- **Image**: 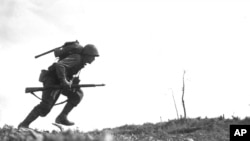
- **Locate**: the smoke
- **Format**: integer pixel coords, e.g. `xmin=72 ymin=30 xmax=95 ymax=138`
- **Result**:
xmin=28 ymin=0 xmax=85 ymax=28
xmin=0 ymin=0 xmax=22 ymax=47
xmin=0 ymin=0 xmax=46 ymax=48
xmin=103 ymin=132 xmax=114 ymax=141
xmin=0 ymin=94 xmax=7 ymax=122
xmin=0 ymin=0 xmax=85 ymax=48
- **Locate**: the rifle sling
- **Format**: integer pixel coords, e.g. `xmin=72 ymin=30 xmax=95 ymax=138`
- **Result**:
xmin=30 ymin=92 xmax=67 ymax=106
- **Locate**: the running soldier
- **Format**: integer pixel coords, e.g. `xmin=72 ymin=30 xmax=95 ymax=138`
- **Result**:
xmin=18 ymin=41 xmax=99 ymax=128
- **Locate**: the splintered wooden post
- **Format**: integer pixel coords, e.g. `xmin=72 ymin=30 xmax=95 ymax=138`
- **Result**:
xmin=171 ymin=89 xmax=179 ymax=119
xmin=52 ymin=123 xmax=64 ymax=132
xmin=182 ymin=70 xmax=187 ymax=119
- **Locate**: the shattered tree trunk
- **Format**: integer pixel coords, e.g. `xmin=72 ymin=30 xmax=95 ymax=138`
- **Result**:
xmin=182 ymin=70 xmax=187 ymax=119
xmin=171 ymin=89 xmax=179 ymax=119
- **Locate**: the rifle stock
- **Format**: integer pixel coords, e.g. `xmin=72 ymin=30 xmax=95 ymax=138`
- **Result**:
xmin=25 ymin=84 xmax=105 ymax=93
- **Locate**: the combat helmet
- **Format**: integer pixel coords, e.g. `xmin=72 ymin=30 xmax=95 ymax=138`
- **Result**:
xmin=82 ymin=44 xmax=99 ymax=57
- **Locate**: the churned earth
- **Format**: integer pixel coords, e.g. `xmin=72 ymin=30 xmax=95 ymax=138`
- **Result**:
xmin=0 ymin=116 xmax=249 ymax=141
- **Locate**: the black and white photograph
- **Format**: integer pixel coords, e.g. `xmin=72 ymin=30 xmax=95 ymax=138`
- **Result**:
xmin=0 ymin=0 xmax=250 ymax=140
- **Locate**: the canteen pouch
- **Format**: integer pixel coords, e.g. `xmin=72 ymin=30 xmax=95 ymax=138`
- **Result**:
xmin=39 ymin=69 xmax=49 ymax=82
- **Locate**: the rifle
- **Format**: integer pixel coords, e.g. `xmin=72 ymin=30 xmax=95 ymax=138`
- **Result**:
xmin=34 ymin=40 xmax=79 ymax=59
xmin=35 ymin=46 xmax=62 ymax=59
xmin=25 ymin=84 xmax=105 ymax=93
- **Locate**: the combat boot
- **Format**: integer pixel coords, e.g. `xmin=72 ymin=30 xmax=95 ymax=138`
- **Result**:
xmin=55 ymin=103 xmax=75 ymax=126
xmin=18 ymin=107 xmax=40 ymax=129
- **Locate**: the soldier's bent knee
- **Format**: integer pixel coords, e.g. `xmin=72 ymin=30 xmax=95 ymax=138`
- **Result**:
xmin=35 ymin=103 xmax=53 ymax=117
xmin=68 ymin=90 xmax=83 ymax=106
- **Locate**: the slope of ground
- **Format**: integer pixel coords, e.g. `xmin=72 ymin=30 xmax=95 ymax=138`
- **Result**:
xmin=1 ymin=116 xmax=250 ymax=141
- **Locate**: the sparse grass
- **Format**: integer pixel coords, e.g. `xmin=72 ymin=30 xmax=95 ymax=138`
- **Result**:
xmin=1 ymin=116 xmax=250 ymax=141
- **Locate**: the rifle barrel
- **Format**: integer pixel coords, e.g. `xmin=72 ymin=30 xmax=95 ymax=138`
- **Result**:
xmin=35 ymin=46 xmax=62 ymax=59
xmin=25 ymin=84 xmax=105 ymax=93
xmin=76 ymin=84 xmax=105 ymax=87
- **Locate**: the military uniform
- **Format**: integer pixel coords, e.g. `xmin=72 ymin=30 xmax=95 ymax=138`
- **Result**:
xmin=18 ymin=44 xmax=99 ymax=128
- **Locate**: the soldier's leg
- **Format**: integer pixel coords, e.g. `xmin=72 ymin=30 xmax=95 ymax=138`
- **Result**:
xmin=18 ymin=105 xmax=40 ymax=129
xmin=38 ymin=89 xmax=61 ymax=117
xmin=55 ymin=89 xmax=83 ymax=126
xmin=38 ymin=75 xmax=61 ymax=117
xmin=18 ymin=89 xmax=60 ymax=129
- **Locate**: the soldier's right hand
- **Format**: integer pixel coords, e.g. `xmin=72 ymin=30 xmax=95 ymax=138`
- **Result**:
xmin=61 ymin=78 xmax=72 ymax=89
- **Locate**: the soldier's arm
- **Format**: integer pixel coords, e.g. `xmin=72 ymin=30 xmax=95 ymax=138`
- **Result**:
xmin=55 ymin=54 xmax=81 ymax=86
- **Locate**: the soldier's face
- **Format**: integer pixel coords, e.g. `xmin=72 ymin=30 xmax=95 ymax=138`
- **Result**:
xmin=84 ymin=56 xmax=95 ymax=64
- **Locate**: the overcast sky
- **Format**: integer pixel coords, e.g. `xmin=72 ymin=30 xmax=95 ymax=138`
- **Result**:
xmin=1 ymin=0 xmax=250 ymax=132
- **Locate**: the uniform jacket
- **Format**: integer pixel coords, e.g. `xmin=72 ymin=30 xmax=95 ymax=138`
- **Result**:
xmin=46 ymin=54 xmax=85 ymax=82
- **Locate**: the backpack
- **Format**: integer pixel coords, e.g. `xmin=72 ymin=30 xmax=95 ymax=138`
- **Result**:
xmin=54 ymin=40 xmax=84 ymax=60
